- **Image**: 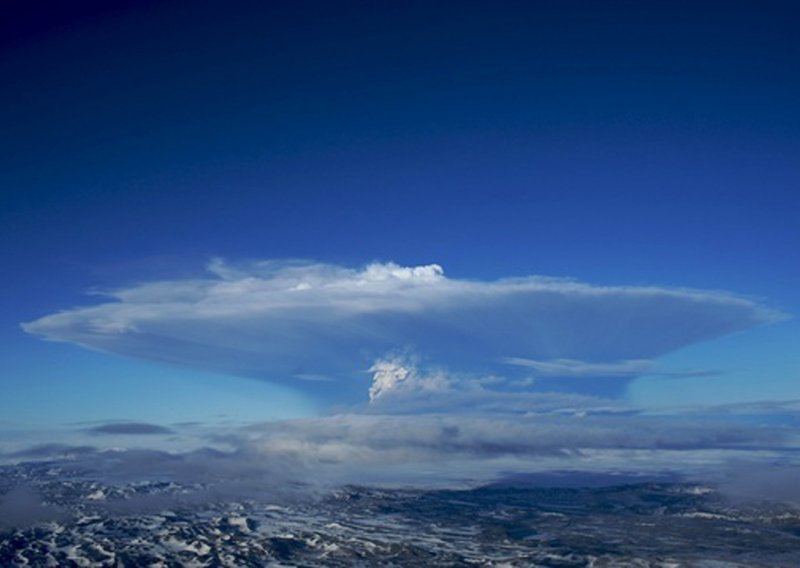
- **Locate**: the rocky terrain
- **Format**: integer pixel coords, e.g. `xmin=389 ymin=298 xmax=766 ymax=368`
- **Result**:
xmin=1 ymin=461 xmax=799 ymax=567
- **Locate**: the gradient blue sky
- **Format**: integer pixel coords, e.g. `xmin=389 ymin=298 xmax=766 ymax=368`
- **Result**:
xmin=2 ymin=0 xmax=798 ymax=434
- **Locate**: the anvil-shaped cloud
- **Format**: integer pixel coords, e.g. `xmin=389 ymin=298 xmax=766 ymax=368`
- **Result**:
xmin=22 ymin=260 xmax=781 ymax=400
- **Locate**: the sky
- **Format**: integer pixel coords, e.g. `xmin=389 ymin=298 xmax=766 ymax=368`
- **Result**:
xmin=1 ymin=0 xmax=799 ymax=490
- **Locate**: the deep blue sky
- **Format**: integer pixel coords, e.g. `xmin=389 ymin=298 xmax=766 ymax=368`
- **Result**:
xmin=2 ymin=1 xmax=798 ymax=427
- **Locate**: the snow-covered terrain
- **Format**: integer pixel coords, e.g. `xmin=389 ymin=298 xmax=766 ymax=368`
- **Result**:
xmin=1 ymin=461 xmax=799 ymax=567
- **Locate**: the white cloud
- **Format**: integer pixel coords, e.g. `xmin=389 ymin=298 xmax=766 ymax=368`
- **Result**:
xmin=368 ymin=357 xmax=452 ymax=402
xmin=362 ymin=356 xmax=634 ymax=417
xmin=22 ymin=259 xmax=782 ymax=401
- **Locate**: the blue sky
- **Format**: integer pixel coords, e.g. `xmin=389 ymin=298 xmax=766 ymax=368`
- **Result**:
xmin=1 ymin=1 xmax=799 ymax=486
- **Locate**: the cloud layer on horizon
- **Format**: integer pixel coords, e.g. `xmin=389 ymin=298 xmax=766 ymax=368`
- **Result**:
xmin=3 ymin=391 xmax=800 ymax=515
xmin=22 ymin=259 xmax=782 ymax=401
xmin=4 ymin=403 xmax=799 ymax=498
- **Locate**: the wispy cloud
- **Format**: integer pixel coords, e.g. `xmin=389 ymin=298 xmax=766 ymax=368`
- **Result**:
xmin=504 ymin=357 xmax=655 ymax=377
xmin=21 ymin=259 xmax=783 ymax=401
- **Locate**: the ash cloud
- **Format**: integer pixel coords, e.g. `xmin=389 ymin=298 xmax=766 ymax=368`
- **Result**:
xmin=21 ymin=259 xmax=783 ymax=401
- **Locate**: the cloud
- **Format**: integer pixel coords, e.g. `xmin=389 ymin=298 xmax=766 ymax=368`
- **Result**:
xmin=248 ymin=413 xmax=787 ymax=463
xmin=362 ymin=356 xmax=636 ymax=416
xmin=87 ymin=422 xmax=173 ymax=435
xmin=22 ymin=259 xmax=782 ymax=401
xmin=5 ymin=408 xmax=792 ymax=494
xmin=504 ymin=357 xmax=655 ymax=378
xmin=502 ymin=356 xmax=723 ymax=394
xmin=8 ymin=443 xmax=98 ymax=460
xmin=10 ymin=259 xmax=798 ymax=514
xmin=368 ymin=356 xmax=453 ymax=402
xmin=4 ymin=395 xmax=799 ymax=505
xmin=0 ymin=486 xmax=70 ymax=530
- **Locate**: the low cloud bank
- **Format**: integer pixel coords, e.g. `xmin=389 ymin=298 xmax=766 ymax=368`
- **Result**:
xmin=3 ymin=398 xmax=799 ymax=516
xmin=6 ymin=401 xmax=797 ymax=488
